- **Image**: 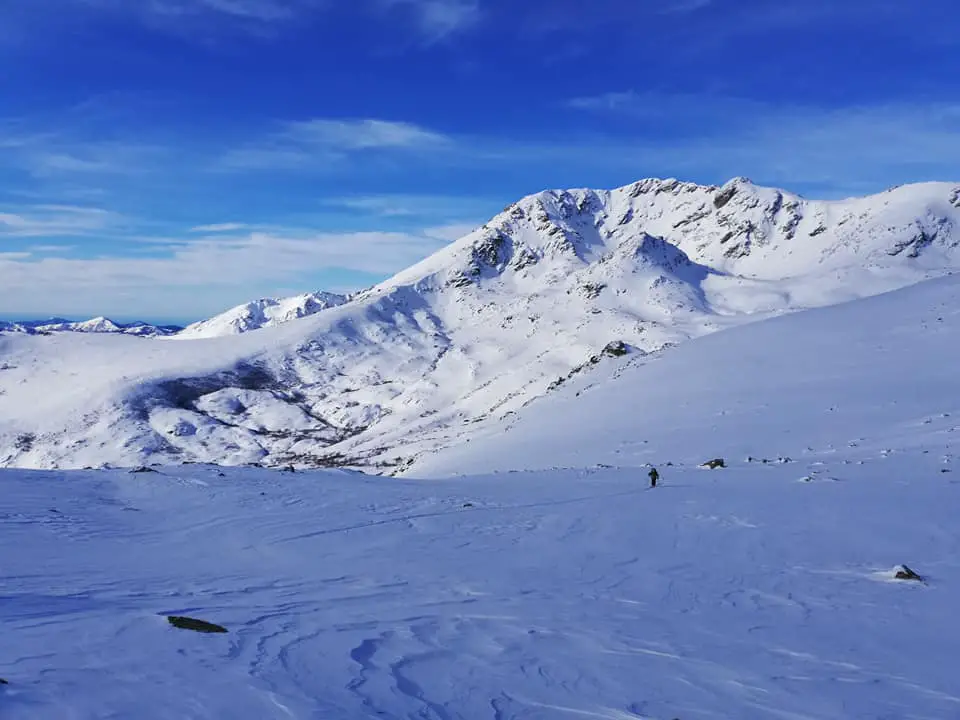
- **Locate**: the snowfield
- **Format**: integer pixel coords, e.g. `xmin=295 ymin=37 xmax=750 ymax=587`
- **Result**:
xmin=2 ymin=459 xmax=958 ymax=718
xmin=2 ymin=177 xmax=959 ymax=471
xmin=3 ymin=266 xmax=960 ymax=718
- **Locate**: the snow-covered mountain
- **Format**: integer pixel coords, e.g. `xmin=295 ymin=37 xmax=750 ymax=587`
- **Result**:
xmin=176 ymin=291 xmax=348 ymax=339
xmin=0 ymin=317 xmax=182 ymax=337
xmin=2 ymin=177 xmax=959 ymax=470
xmin=5 ymin=272 xmax=960 ymax=719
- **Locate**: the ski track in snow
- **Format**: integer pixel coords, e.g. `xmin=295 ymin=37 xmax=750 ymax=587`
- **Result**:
xmin=2 ymin=455 xmax=959 ymax=719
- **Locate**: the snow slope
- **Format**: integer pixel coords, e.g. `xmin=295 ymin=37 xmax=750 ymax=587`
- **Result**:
xmin=2 ymin=457 xmax=958 ymax=718
xmin=176 ymin=291 xmax=348 ymax=339
xmin=2 ymin=178 xmax=959 ymax=470
xmin=412 ymin=274 xmax=960 ymax=477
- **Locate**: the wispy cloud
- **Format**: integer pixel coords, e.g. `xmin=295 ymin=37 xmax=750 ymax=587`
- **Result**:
xmin=1 ymin=127 xmax=170 ymax=180
xmin=188 ymin=222 xmax=250 ymax=233
xmin=320 ymin=193 xmax=492 ymax=219
xmin=148 ymin=0 xmax=305 ymax=21
xmin=7 ymin=0 xmax=486 ymax=44
xmin=0 ymin=205 xmax=120 ymax=237
xmin=380 ymin=0 xmax=480 ymax=42
xmin=0 ymin=0 xmax=326 ymax=49
xmin=220 ymin=118 xmax=452 ymax=171
xmin=662 ymin=0 xmax=713 ymax=13
xmin=76 ymin=0 xmax=321 ymax=25
xmin=287 ymin=118 xmax=450 ymax=150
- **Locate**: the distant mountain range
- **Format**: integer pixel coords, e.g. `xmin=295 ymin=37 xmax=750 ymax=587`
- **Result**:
xmin=0 ymin=316 xmax=183 ymax=337
xmin=2 ymin=176 xmax=959 ymax=471
xmin=1 ymin=292 xmax=349 ymax=339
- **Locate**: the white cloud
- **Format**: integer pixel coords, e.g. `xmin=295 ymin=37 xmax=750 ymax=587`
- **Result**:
xmin=0 ymin=226 xmax=454 ymax=318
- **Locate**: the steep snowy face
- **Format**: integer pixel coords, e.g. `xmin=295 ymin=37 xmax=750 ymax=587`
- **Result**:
xmin=2 ymin=178 xmax=959 ymax=471
xmin=433 ymin=178 xmax=960 ymax=288
xmin=176 ymin=291 xmax=348 ymax=339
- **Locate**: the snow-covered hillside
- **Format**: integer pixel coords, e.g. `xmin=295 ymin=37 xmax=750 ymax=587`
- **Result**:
xmin=0 ymin=317 xmax=182 ymax=337
xmin=2 ymin=177 xmax=959 ymax=470
xmin=176 ymin=291 xmax=348 ymax=339
xmin=411 ymin=274 xmax=960 ymax=477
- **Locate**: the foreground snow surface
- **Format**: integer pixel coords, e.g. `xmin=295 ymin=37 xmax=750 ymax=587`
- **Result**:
xmin=2 ymin=460 xmax=958 ymax=719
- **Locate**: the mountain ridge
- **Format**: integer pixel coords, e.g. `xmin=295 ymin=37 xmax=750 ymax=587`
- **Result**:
xmin=175 ymin=291 xmax=348 ymax=339
xmin=2 ymin=176 xmax=959 ymax=470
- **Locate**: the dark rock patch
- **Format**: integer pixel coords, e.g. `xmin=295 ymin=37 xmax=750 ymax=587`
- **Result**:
xmin=713 ymin=185 xmax=738 ymax=209
xmin=602 ymin=341 xmax=629 ymax=358
xmin=167 ymin=615 xmax=228 ymax=633
xmin=894 ymin=565 xmax=924 ymax=582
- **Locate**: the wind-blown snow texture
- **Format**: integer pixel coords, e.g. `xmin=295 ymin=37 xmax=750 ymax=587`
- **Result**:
xmin=1 ymin=177 xmax=959 ymax=470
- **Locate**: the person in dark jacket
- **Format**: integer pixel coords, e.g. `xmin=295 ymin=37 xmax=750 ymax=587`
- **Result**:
xmin=648 ymin=467 xmax=659 ymax=488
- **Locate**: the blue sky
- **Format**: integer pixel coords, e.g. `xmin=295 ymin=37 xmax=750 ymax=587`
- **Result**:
xmin=1 ymin=0 xmax=958 ymax=322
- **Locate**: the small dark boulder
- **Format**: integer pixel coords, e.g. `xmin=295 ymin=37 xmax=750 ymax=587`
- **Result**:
xmin=167 ymin=615 xmax=228 ymax=633
xmin=129 ymin=466 xmax=158 ymax=474
xmin=701 ymin=458 xmax=726 ymax=470
xmin=0 ymin=678 xmax=8 ymax=685
xmin=894 ymin=565 xmax=924 ymax=582
xmin=602 ymin=341 xmax=629 ymax=358
xmin=462 ymin=502 xmax=475 ymax=509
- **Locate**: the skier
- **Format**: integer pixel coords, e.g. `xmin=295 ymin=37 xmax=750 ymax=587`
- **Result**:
xmin=648 ymin=467 xmax=659 ymax=488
